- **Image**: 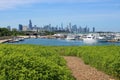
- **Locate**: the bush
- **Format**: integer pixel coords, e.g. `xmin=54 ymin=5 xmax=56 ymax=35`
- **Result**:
xmin=0 ymin=44 xmax=75 ymax=80
xmin=57 ymin=46 xmax=120 ymax=79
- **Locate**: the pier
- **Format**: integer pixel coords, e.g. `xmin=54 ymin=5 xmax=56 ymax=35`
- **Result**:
xmin=0 ymin=36 xmax=29 ymax=43
xmin=0 ymin=39 xmax=11 ymax=43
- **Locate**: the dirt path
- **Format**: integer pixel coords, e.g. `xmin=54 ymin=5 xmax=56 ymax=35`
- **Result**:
xmin=64 ymin=56 xmax=115 ymax=80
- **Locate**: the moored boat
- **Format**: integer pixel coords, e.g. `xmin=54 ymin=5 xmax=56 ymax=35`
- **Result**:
xmin=97 ymin=36 xmax=107 ymax=42
xmin=83 ymin=34 xmax=97 ymax=43
xmin=66 ymin=34 xmax=76 ymax=40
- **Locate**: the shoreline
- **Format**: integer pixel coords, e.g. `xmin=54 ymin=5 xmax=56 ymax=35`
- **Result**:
xmin=0 ymin=36 xmax=29 ymax=43
xmin=0 ymin=39 xmax=11 ymax=43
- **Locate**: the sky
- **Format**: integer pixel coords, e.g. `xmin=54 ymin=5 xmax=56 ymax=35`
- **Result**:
xmin=0 ymin=0 xmax=120 ymax=32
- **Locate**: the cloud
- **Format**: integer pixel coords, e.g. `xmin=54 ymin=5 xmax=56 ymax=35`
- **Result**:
xmin=36 ymin=0 xmax=111 ymax=3
xmin=0 ymin=0 xmax=116 ymax=10
xmin=0 ymin=0 xmax=39 ymax=10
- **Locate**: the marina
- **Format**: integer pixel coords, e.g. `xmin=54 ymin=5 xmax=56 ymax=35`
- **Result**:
xmin=0 ymin=36 xmax=29 ymax=43
xmin=1 ymin=32 xmax=120 ymax=46
xmin=4 ymin=38 xmax=120 ymax=46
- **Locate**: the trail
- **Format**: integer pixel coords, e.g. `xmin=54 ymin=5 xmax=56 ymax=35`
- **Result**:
xmin=64 ymin=56 xmax=115 ymax=80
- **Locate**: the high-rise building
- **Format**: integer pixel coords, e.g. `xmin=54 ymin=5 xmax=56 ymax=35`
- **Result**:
xmin=93 ymin=27 xmax=95 ymax=32
xmin=68 ymin=22 xmax=72 ymax=32
xmin=79 ymin=26 xmax=82 ymax=33
xmin=22 ymin=26 xmax=28 ymax=31
xmin=29 ymin=19 xmax=32 ymax=30
xmin=72 ymin=25 xmax=77 ymax=33
xmin=7 ymin=26 xmax=11 ymax=31
xmin=19 ymin=24 xmax=23 ymax=31
xmin=32 ymin=25 xmax=38 ymax=32
xmin=61 ymin=23 xmax=63 ymax=30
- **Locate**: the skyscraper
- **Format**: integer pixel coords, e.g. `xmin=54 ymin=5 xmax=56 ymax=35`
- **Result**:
xmin=61 ymin=23 xmax=63 ymax=30
xmin=68 ymin=22 xmax=72 ymax=32
xmin=7 ymin=26 xmax=11 ymax=31
xmin=19 ymin=24 xmax=23 ymax=31
xmin=22 ymin=26 xmax=28 ymax=31
xmin=93 ymin=27 xmax=95 ymax=32
xmin=29 ymin=19 xmax=32 ymax=30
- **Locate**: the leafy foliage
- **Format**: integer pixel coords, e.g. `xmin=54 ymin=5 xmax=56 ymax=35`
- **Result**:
xmin=0 ymin=28 xmax=25 ymax=37
xmin=0 ymin=44 xmax=119 ymax=79
xmin=0 ymin=28 xmax=11 ymax=36
xmin=0 ymin=44 xmax=75 ymax=80
xmin=55 ymin=46 xmax=120 ymax=79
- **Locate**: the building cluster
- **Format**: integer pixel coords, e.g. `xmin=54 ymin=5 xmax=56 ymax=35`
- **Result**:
xmin=40 ymin=23 xmax=95 ymax=33
xmin=9 ymin=20 xmax=96 ymax=33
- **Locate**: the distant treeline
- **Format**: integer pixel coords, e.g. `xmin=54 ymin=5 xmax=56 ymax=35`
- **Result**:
xmin=0 ymin=28 xmax=56 ymax=37
xmin=0 ymin=28 xmax=25 ymax=37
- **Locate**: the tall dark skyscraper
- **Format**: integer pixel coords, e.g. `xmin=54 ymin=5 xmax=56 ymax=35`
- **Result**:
xmin=19 ymin=24 xmax=23 ymax=31
xmin=93 ymin=27 xmax=95 ymax=32
xmin=29 ymin=19 xmax=32 ymax=30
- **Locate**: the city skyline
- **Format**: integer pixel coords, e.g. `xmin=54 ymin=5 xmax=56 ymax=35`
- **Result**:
xmin=18 ymin=20 xmax=95 ymax=33
xmin=0 ymin=0 xmax=120 ymax=32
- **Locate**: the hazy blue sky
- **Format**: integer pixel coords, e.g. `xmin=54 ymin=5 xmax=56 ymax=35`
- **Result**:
xmin=0 ymin=0 xmax=120 ymax=32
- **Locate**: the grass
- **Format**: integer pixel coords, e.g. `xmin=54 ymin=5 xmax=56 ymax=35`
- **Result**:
xmin=0 ymin=44 xmax=120 ymax=79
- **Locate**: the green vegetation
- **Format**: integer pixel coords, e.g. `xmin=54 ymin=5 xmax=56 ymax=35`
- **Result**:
xmin=0 ymin=28 xmax=25 ymax=37
xmin=0 ymin=44 xmax=120 ymax=79
xmin=44 ymin=31 xmax=55 ymax=35
xmin=0 ymin=44 xmax=75 ymax=80
xmin=0 ymin=28 xmax=11 ymax=36
xmin=0 ymin=28 xmax=56 ymax=38
xmin=54 ymin=46 xmax=120 ymax=79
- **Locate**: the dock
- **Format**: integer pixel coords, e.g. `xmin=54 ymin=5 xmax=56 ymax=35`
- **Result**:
xmin=0 ymin=39 xmax=12 ymax=43
xmin=0 ymin=36 xmax=29 ymax=43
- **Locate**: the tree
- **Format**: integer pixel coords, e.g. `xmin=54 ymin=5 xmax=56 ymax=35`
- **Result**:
xmin=0 ymin=28 xmax=11 ymax=36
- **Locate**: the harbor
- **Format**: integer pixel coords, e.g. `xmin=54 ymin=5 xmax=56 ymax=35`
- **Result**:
xmin=0 ymin=36 xmax=29 ymax=43
xmin=51 ymin=32 xmax=120 ymax=43
xmin=0 ymin=32 xmax=120 ymax=45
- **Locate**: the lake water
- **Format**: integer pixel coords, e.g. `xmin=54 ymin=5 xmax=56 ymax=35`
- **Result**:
xmin=8 ymin=38 xmax=120 ymax=46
